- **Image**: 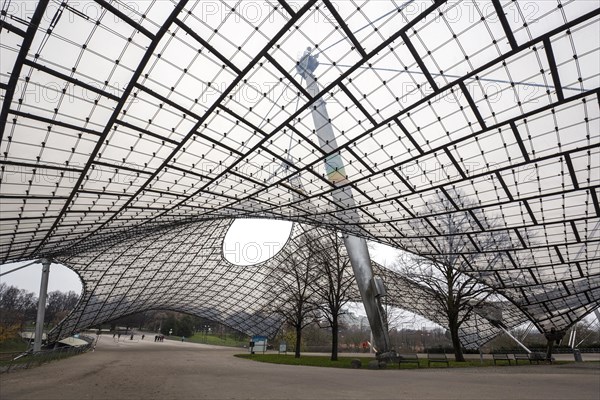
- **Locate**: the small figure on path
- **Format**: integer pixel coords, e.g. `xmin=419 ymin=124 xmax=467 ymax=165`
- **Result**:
xmin=361 ymin=340 xmax=369 ymax=353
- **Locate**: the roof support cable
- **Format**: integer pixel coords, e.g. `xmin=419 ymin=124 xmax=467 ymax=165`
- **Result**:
xmin=0 ymin=259 xmax=41 ymax=277
xmin=318 ymin=63 xmax=589 ymax=94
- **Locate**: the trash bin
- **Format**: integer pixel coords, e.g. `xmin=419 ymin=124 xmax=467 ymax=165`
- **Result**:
xmin=573 ymin=349 xmax=583 ymax=362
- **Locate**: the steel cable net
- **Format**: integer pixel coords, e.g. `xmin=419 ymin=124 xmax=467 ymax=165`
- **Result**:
xmin=1 ymin=1 xmax=599 ymax=339
xmin=49 ymin=219 xmax=282 ymax=342
xmin=48 ymin=219 xmax=524 ymax=349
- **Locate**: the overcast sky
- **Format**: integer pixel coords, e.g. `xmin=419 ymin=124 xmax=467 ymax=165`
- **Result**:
xmin=0 ymin=259 xmax=83 ymax=294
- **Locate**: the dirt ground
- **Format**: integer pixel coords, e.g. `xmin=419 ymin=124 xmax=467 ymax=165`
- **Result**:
xmin=1 ymin=335 xmax=599 ymax=400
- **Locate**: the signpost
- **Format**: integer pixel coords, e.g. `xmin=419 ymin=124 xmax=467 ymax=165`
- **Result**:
xmin=278 ymin=343 xmax=287 ymax=355
xmin=250 ymin=335 xmax=267 ymax=354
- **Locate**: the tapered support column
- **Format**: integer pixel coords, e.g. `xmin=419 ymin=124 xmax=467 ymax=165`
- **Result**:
xmin=33 ymin=259 xmax=50 ymax=352
xmin=297 ymin=50 xmax=392 ymax=356
xmin=344 ymin=235 xmax=390 ymax=353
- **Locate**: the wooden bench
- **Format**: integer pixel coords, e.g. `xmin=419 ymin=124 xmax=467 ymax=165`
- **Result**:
xmin=514 ymin=353 xmax=530 ymax=365
xmin=397 ymin=354 xmax=420 ymax=368
xmin=528 ymin=352 xmax=549 ymax=364
xmin=492 ymin=353 xmax=512 ymax=365
xmin=427 ymin=353 xmax=449 ymax=367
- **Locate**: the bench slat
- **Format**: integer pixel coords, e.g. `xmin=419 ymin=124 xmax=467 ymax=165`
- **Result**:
xmin=492 ymin=353 xmax=512 ymax=365
xmin=514 ymin=354 xmax=530 ymax=365
xmin=427 ymin=353 xmax=449 ymax=367
xmin=397 ymin=354 xmax=420 ymax=368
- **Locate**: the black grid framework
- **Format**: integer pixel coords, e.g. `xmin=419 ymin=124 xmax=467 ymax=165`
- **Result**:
xmin=49 ymin=218 xmax=525 ymax=349
xmin=1 ymin=1 xmax=599 ymax=339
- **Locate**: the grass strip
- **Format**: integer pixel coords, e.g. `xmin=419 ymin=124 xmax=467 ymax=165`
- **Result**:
xmin=235 ymin=353 xmax=573 ymax=369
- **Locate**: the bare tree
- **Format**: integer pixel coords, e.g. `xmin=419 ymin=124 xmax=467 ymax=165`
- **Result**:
xmin=0 ymin=283 xmax=37 ymax=330
xmin=381 ymin=299 xmax=410 ymax=332
xmin=396 ymin=194 xmax=507 ymax=361
xmin=45 ymin=290 xmax=80 ymax=328
xmin=268 ymin=230 xmax=320 ymax=358
xmin=376 ymin=265 xmax=411 ymax=331
xmin=310 ymin=231 xmax=356 ymax=361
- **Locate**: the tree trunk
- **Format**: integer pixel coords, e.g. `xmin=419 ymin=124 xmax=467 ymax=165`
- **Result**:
xmin=449 ymin=321 xmax=465 ymax=362
xmin=331 ymin=318 xmax=339 ymax=361
xmin=545 ymin=338 xmax=554 ymax=361
xmin=295 ymin=326 xmax=302 ymax=358
xmin=544 ymin=329 xmax=561 ymax=362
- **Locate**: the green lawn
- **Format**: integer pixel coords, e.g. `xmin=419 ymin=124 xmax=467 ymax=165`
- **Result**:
xmin=0 ymin=338 xmax=28 ymax=353
xmin=182 ymin=333 xmax=247 ymax=348
xmin=235 ymin=353 xmax=571 ymax=369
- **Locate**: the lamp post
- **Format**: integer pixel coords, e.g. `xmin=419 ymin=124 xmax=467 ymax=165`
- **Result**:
xmin=468 ymin=299 xmax=484 ymax=364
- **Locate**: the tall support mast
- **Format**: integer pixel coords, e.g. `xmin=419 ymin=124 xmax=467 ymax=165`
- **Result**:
xmin=297 ymin=49 xmax=393 ymax=357
xmin=33 ymin=259 xmax=51 ymax=352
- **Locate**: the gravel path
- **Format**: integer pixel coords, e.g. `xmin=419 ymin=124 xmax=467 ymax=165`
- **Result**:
xmin=1 ymin=336 xmax=598 ymax=400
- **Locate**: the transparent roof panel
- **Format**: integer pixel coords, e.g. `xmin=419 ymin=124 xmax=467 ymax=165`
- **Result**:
xmin=1 ymin=0 xmax=599 ymax=338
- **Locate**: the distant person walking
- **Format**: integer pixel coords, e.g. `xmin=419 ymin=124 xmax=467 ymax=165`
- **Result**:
xmin=361 ymin=340 xmax=369 ymax=353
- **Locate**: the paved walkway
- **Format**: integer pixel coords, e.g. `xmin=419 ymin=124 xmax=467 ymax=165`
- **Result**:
xmin=1 ymin=336 xmax=598 ymax=400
